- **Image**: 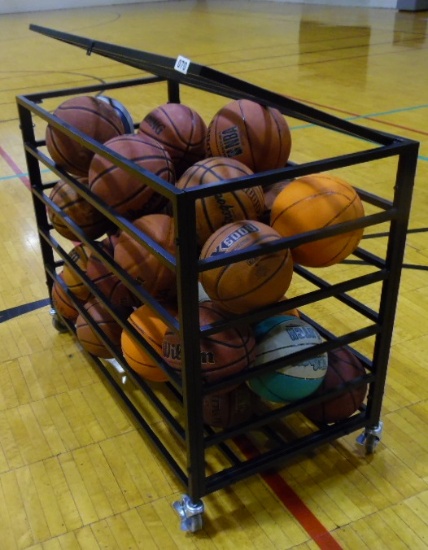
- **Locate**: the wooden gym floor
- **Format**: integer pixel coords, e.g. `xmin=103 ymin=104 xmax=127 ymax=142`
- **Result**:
xmin=1 ymin=1 xmax=428 ymax=548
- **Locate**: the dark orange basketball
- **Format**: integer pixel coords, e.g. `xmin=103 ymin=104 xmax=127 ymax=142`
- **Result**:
xmin=138 ymin=102 xmax=207 ymax=178
xmin=176 ymin=157 xmax=265 ymax=246
xmin=75 ymin=297 xmax=124 ymax=358
xmin=162 ymin=300 xmax=255 ymax=388
xmin=45 ymin=95 xmax=127 ymax=177
xmin=61 ymin=243 xmax=92 ymax=301
xmin=47 ymin=179 xmax=111 ymax=240
xmin=86 ymin=237 xmax=138 ymax=309
xmin=88 ymin=133 xmax=175 ymax=220
xmin=121 ymin=303 xmax=177 ymax=382
xmin=51 ymin=276 xmax=79 ymax=322
xmin=114 ymin=214 xmax=177 ymax=301
xmin=206 ymin=98 xmax=292 ymax=172
xmin=303 ymin=347 xmax=368 ymax=424
xmin=270 ymin=173 xmax=365 ymax=267
xmin=203 ymin=384 xmax=256 ymax=428
xmin=199 ymin=220 xmax=294 ymax=315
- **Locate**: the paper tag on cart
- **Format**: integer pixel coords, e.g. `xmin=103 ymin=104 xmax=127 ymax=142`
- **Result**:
xmin=174 ymin=55 xmax=191 ymax=74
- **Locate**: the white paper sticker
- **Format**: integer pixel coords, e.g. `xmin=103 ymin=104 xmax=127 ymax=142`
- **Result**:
xmin=174 ymin=55 xmax=191 ymax=74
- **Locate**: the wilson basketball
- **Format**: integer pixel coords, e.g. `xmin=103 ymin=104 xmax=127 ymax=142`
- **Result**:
xmin=303 ymin=347 xmax=368 ymax=424
xmin=270 ymin=173 xmax=365 ymax=267
xmin=247 ymin=315 xmax=328 ymax=402
xmin=88 ymin=133 xmax=175 ymax=220
xmin=203 ymin=383 xmax=256 ymax=428
xmin=121 ymin=303 xmax=177 ymax=382
xmin=114 ymin=214 xmax=177 ymax=301
xmin=61 ymin=243 xmax=92 ymax=301
xmin=199 ymin=220 xmax=294 ymax=315
xmin=138 ymin=102 xmax=207 ymax=177
xmin=162 ymin=300 xmax=256 ymax=389
xmin=206 ymin=98 xmax=292 ymax=172
xmin=45 ymin=95 xmax=127 ymax=177
xmin=176 ymin=157 xmax=265 ymax=246
xmin=75 ymin=297 xmax=124 ymax=358
xmin=86 ymin=237 xmax=138 ymax=309
xmin=51 ymin=276 xmax=80 ymax=322
xmin=47 ymin=179 xmax=111 ymax=240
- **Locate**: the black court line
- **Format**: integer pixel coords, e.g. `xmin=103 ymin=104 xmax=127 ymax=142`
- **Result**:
xmin=0 ymin=298 xmax=50 ymax=324
xmin=363 ymin=227 xmax=428 ymax=240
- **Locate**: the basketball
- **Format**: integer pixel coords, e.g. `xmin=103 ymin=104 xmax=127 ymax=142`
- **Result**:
xmin=203 ymin=384 xmax=256 ymax=428
xmin=162 ymin=300 xmax=255 ymax=389
xmin=114 ymin=214 xmax=177 ymax=301
xmin=270 ymin=173 xmax=365 ymax=267
xmin=247 ymin=315 xmax=328 ymax=402
xmin=75 ymin=297 xmax=124 ymax=358
xmin=51 ymin=275 xmax=80 ymax=322
xmin=303 ymin=347 xmax=368 ymax=424
xmin=47 ymin=179 xmax=111 ymax=240
xmin=45 ymin=95 xmax=127 ymax=177
xmin=98 ymin=95 xmax=134 ymax=134
xmin=176 ymin=157 xmax=265 ymax=246
xmin=88 ymin=133 xmax=175 ymax=220
xmin=138 ymin=102 xmax=208 ymax=178
xmin=86 ymin=237 xmax=138 ymax=309
xmin=199 ymin=220 xmax=294 ymax=315
xmin=121 ymin=303 xmax=177 ymax=382
xmin=205 ymin=98 xmax=292 ymax=172
xmin=61 ymin=243 xmax=92 ymax=301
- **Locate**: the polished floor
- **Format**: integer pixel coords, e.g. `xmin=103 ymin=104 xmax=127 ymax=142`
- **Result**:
xmin=1 ymin=1 xmax=428 ymax=548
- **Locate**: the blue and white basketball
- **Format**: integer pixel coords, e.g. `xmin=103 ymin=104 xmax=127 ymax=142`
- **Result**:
xmin=98 ymin=95 xmax=135 ymax=134
xmin=248 ymin=315 xmax=328 ymax=402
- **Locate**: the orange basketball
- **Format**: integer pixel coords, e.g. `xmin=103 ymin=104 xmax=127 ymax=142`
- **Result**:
xmin=114 ymin=214 xmax=177 ymax=301
xmin=176 ymin=157 xmax=265 ymax=246
xmin=270 ymin=173 xmax=365 ymax=267
xmin=138 ymin=102 xmax=208 ymax=178
xmin=162 ymin=300 xmax=256 ymax=388
xmin=199 ymin=220 xmax=294 ymax=315
xmin=75 ymin=297 xmax=124 ymax=358
xmin=121 ymin=303 xmax=177 ymax=382
xmin=88 ymin=133 xmax=175 ymax=220
xmin=46 ymin=95 xmax=127 ymax=177
xmin=51 ymin=275 xmax=79 ymax=322
xmin=206 ymin=98 xmax=292 ymax=172
xmin=62 ymin=243 xmax=92 ymax=301
xmin=47 ymin=179 xmax=111 ymax=240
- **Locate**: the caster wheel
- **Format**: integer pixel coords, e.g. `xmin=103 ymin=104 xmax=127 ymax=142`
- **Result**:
xmin=172 ymin=495 xmax=204 ymax=532
xmin=356 ymin=421 xmax=383 ymax=454
xmin=50 ymin=309 xmax=68 ymax=333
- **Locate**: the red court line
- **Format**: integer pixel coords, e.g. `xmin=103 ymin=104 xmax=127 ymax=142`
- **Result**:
xmin=234 ymin=435 xmax=343 ymax=550
xmin=0 ymin=146 xmax=31 ymax=188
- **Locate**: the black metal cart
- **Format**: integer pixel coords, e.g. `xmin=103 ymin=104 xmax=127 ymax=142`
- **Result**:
xmin=16 ymin=25 xmax=419 ymax=532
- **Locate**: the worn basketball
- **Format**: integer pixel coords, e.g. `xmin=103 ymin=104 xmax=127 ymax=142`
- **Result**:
xmin=121 ymin=303 xmax=177 ymax=382
xmin=114 ymin=214 xmax=177 ymax=301
xmin=199 ymin=220 xmax=294 ymax=315
xmin=303 ymin=347 xmax=368 ymax=424
xmin=162 ymin=300 xmax=255 ymax=388
xmin=138 ymin=102 xmax=207 ymax=177
xmin=206 ymin=98 xmax=292 ymax=172
xmin=203 ymin=383 xmax=255 ymax=428
xmin=88 ymin=133 xmax=175 ymax=220
xmin=45 ymin=95 xmax=127 ymax=177
xmin=61 ymin=243 xmax=92 ymax=301
xmin=176 ymin=157 xmax=265 ymax=246
xmin=47 ymin=179 xmax=111 ymax=240
xmin=247 ymin=315 xmax=328 ymax=402
xmin=75 ymin=297 xmax=124 ymax=358
xmin=270 ymin=173 xmax=365 ymax=267
xmin=86 ymin=237 xmax=137 ymax=309
xmin=51 ymin=275 xmax=79 ymax=322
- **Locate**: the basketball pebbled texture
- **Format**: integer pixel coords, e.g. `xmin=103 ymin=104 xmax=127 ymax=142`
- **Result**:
xmin=206 ymin=98 xmax=292 ymax=172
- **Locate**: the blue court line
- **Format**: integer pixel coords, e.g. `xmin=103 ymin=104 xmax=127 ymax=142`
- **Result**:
xmin=0 ymin=298 xmax=50 ymax=323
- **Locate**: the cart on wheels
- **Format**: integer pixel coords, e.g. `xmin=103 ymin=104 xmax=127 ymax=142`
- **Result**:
xmin=16 ymin=25 xmax=418 ymax=532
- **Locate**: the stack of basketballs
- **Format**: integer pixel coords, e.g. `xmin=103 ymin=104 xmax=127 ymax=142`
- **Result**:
xmin=46 ymin=94 xmax=368 ymax=429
